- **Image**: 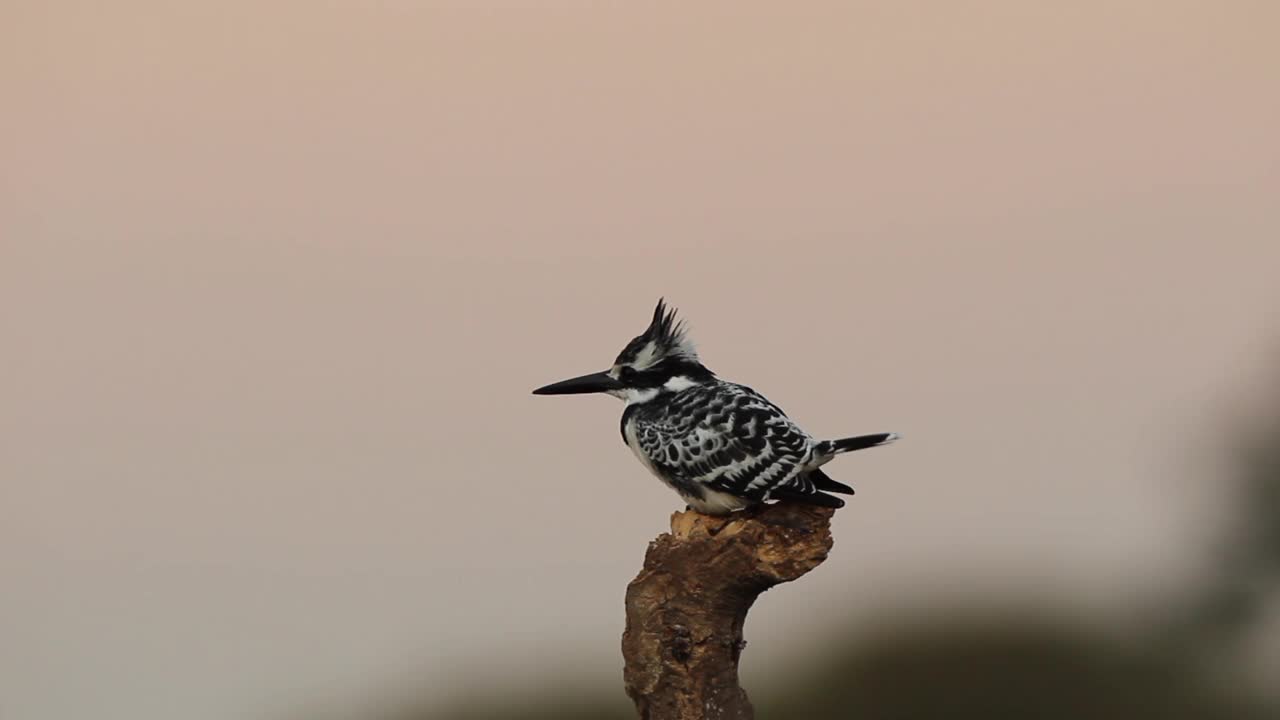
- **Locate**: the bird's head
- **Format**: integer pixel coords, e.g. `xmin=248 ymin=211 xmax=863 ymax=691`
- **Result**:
xmin=532 ymin=299 xmax=715 ymax=403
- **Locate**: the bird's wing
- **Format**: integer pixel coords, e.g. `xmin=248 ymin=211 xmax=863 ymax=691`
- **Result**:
xmin=633 ymin=384 xmax=819 ymax=501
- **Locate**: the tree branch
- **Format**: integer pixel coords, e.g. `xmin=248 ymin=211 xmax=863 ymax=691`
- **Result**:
xmin=621 ymin=502 xmax=836 ymax=720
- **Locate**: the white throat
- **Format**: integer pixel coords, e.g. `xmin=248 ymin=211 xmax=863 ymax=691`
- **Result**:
xmin=608 ymin=375 xmax=701 ymax=406
xmin=617 ymin=387 xmax=660 ymax=405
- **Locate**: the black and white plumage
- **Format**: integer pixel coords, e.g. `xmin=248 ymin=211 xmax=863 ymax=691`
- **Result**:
xmin=533 ymin=300 xmax=899 ymax=515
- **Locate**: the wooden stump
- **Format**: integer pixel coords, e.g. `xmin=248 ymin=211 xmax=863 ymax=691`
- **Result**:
xmin=621 ymin=502 xmax=836 ymax=720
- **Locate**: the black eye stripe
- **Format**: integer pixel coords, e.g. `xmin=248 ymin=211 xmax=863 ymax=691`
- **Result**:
xmin=616 ymin=365 xmax=668 ymax=387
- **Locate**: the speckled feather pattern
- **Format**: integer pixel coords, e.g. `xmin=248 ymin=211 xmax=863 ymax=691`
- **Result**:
xmin=621 ymin=379 xmax=823 ymax=510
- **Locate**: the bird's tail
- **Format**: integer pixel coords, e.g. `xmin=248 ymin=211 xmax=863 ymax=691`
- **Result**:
xmin=814 ymin=432 xmax=900 ymax=459
xmin=802 ymin=433 xmax=899 ymax=498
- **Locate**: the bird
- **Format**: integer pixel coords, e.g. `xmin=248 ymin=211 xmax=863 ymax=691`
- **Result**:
xmin=532 ymin=299 xmax=899 ymax=515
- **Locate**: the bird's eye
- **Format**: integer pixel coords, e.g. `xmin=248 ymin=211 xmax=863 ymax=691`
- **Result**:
xmin=619 ymin=366 xmax=636 ymax=380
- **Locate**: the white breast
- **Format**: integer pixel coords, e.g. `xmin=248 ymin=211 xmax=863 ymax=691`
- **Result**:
xmin=622 ymin=415 xmax=660 ymax=477
xmin=621 ymin=415 xmax=751 ymax=514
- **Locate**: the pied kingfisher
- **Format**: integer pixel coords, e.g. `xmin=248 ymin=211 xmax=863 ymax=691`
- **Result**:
xmin=533 ymin=299 xmax=899 ymax=515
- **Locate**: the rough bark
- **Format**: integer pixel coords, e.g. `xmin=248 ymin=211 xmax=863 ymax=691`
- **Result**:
xmin=621 ymin=502 xmax=836 ymax=720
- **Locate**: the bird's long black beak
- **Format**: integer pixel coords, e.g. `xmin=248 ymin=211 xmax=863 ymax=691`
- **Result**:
xmin=532 ymin=371 xmax=622 ymax=396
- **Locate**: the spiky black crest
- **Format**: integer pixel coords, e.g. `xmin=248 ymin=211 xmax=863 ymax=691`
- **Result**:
xmin=643 ymin=298 xmax=687 ymax=351
xmin=613 ymin=299 xmax=705 ymax=374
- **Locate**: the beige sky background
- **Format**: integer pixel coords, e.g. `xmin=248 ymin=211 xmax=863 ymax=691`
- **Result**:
xmin=3 ymin=2 xmax=1279 ymax=719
